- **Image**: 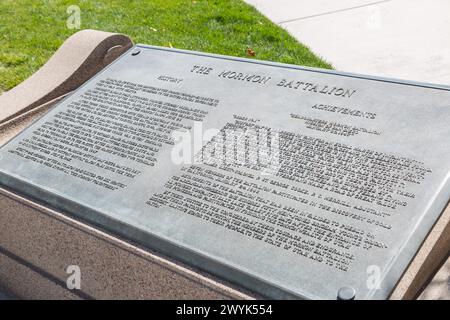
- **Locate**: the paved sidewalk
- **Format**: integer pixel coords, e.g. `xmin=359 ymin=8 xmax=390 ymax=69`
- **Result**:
xmin=245 ymin=0 xmax=450 ymax=85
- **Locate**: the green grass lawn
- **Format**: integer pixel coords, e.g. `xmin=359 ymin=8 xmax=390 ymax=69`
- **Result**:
xmin=0 ymin=0 xmax=331 ymax=93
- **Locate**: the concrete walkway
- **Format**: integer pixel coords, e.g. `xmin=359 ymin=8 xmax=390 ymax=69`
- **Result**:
xmin=245 ymin=0 xmax=450 ymax=85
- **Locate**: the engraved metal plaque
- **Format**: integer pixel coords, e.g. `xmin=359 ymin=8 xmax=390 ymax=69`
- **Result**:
xmin=1 ymin=45 xmax=450 ymax=299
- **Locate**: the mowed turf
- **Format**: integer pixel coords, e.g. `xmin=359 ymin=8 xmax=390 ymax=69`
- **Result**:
xmin=0 ymin=0 xmax=331 ymax=93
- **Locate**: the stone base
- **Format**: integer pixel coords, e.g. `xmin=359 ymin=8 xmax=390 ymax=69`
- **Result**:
xmin=0 ymin=187 xmax=257 ymax=300
xmin=0 ymin=29 xmax=448 ymax=300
